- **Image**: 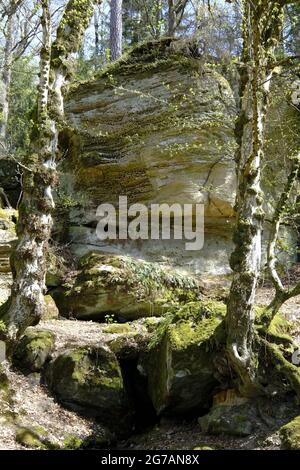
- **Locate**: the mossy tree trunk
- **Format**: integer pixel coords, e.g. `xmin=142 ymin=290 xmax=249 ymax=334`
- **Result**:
xmin=1 ymin=0 xmax=101 ymax=345
xmin=226 ymin=0 xmax=286 ymax=395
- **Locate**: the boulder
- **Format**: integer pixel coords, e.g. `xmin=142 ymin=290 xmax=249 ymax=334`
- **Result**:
xmin=52 ymin=252 xmax=201 ymax=321
xmin=13 ymin=329 xmax=55 ymax=372
xmin=280 ymin=416 xmax=300 ymax=450
xmin=60 ymin=39 xmax=237 ymax=276
xmin=45 ymin=345 xmax=134 ymax=435
xmin=58 ymin=39 xmax=298 ymax=279
xmin=198 ymin=402 xmax=256 ymax=437
xmin=143 ymin=300 xmax=226 ymax=415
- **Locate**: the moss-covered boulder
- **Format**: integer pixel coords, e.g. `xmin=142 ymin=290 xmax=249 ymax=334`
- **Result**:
xmin=13 ymin=329 xmax=55 ymax=372
xmin=52 ymin=252 xmax=201 ymax=321
xmin=15 ymin=426 xmax=54 ymax=450
xmin=198 ymin=402 xmax=255 ymax=437
xmin=280 ymin=416 xmax=300 ymax=449
xmin=45 ymin=345 xmax=134 ymax=435
xmin=143 ymin=300 xmax=226 ymax=415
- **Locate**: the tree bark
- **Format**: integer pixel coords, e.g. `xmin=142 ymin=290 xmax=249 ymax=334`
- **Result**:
xmin=110 ymin=0 xmax=123 ymax=61
xmin=94 ymin=9 xmax=100 ymax=56
xmin=226 ymin=0 xmax=285 ymax=395
xmin=259 ymin=153 xmax=300 ymax=327
xmin=168 ymin=0 xmax=176 ymax=37
xmin=1 ymin=0 xmax=101 ymax=346
xmin=167 ymin=0 xmax=188 ymax=37
xmin=154 ymin=0 xmax=162 ymax=39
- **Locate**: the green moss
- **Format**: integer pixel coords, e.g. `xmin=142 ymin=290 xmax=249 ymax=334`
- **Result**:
xmin=63 ymin=434 xmax=84 ymax=450
xmin=149 ymin=300 xmax=226 ymax=350
xmin=146 ymin=300 xmax=226 ymax=414
xmin=280 ymin=416 xmax=300 ymax=449
xmin=261 ymin=338 xmax=300 ymax=400
xmin=13 ymin=329 xmax=55 ymax=372
xmin=48 ymin=347 xmax=124 ymax=397
xmin=46 ymin=346 xmax=132 ymax=434
xmin=0 ymin=321 xmax=7 ymax=334
xmin=69 ymin=38 xmax=201 ymax=94
xmin=15 ymin=426 xmax=51 ymax=449
xmin=256 ymin=308 xmax=294 ymax=345
xmin=56 ymin=253 xmax=201 ymax=320
xmin=102 ymin=324 xmax=132 ymax=334
xmin=268 ymin=313 xmax=292 ymax=337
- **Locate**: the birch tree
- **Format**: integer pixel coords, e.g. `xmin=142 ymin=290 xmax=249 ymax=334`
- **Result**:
xmin=0 ymin=4 xmax=16 ymax=147
xmin=0 ymin=0 xmax=101 ymax=346
xmin=167 ymin=0 xmax=188 ymax=36
xmin=226 ymin=0 xmax=296 ymax=394
xmin=110 ymin=0 xmax=123 ymax=61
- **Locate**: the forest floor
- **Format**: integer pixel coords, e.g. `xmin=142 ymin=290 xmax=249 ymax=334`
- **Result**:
xmin=0 ymin=362 xmax=108 ymax=450
xmin=0 ymin=285 xmax=300 ymax=451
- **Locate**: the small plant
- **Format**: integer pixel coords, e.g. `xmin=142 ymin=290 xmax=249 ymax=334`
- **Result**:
xmin=104 ymin=314 xmax=117 ymax=324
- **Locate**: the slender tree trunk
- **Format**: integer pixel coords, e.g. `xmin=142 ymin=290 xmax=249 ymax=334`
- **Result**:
xmin=110 ymin=0 xmax=123 ymax=61
xmin=168 ymin=0 xmax=176 ymax=37
xmin=226 ymin=0 xmax=284 ymax=395
xmin=154 ymin=0 xmax=162 ymax=39
xmin=94 ymin=9 xmax=100 ymax=56
xmin=0 ymin=9 xmax=15 ymax=147
xmin=1 ymin=0 xmax=101 ymax=345
xmin=259 ymin=153 xmax=300 ymax=327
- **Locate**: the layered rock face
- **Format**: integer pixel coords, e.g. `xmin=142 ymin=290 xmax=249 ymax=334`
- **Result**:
xmin=61 ymin=39 xmax=237 ymax=277
xmin=59 ymin=39 xmax=297 ymax=280
xmin=0 ymin=208 xmax=17 ymax=305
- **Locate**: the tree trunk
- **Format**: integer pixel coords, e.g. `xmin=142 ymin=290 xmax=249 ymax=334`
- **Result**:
xmin=110 ymin=0 xmax=123 ymax=61
xmin=0 ymin=9 xmax=15 ymax=147
xmin=260 ymin=154 xmax=300 ymax=327
xmin=94 ymin=9 xmax=100 ymax=56
xmin=154 ymin=0 xmax=162 ymax=39
xmin=226 ymin=0 xmax=284 ymax=395
xmin=1 ymin=0 xmax=101 ymax=346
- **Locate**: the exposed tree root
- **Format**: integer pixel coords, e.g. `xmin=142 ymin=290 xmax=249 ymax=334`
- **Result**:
xmin=258 ymin=336 xmax=300 ymax=402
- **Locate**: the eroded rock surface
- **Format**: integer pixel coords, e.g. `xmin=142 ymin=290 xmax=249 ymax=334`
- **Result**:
xmin=61 ymin=39 xmax=237 ymax=276
xmin=0 ymin=208 xmax=17 ymax=306
xmin=52 ymin=252 xmax=202 ymax=320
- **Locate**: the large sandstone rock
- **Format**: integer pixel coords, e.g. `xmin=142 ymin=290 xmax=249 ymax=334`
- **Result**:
xmin=52 ymin=252 xmax=201 ymax=321
xmin=61 ymin=39 xmax=237 ymax=276
xmin=58 ymin=39 xmax=298 ymax=280
xmin=45 ymin=345 xmax=134 ymax=435
xmin=142 ymin=300 xmax=226 ymax=415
